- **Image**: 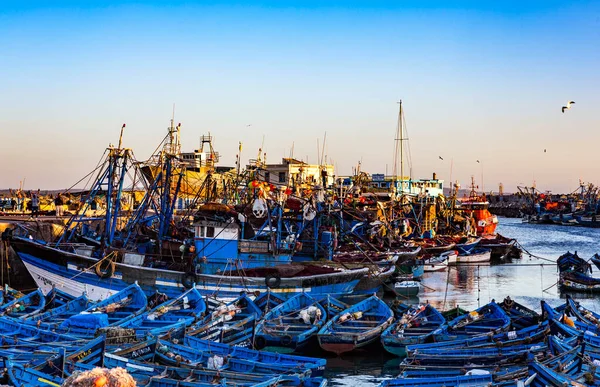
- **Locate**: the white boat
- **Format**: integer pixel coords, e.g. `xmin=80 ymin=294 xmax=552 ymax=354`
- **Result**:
xmin=448 ymin=248 xmax=491 ymax=265
xmin=394 ymin=280 xmax=420 ymax=296
xmin=422 ymin=251 xmax=456 ymax=272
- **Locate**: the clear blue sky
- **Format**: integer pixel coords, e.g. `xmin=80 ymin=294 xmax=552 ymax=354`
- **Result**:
xmin=1 ymin=1 xmax=599 ymax=193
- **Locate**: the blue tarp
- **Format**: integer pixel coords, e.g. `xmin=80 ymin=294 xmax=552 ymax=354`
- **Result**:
xmin=60 ymin=313 xmax=109 ymax=330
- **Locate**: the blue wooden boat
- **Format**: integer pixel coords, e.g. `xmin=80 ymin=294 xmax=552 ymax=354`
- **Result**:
xmin=144 ymin=376 xmax=283 ymax=387
xmin=103 ymin=350 xmax=285 ymax=386
xmin=0 ymin=288 xmax=46 ymax=317
xmin=432 ymin=301 xmax=511 ymax=341
xmin=254 ymin=293 xmax=326 ymax=353
xmin=390 ymin=301 xmax=411 ymax=318
xmin=16 ymin=286 xmax=78 ymax=320
xmin=117 ymin=287 xmax=206 ymax=337
xmin=406 ymin=321 xmax=549 ymax=354
xmin=183 ymin=334 xmax=327 ymax=377
xmin=5 ymin=360 xmax=65 ymax=387
xmin=111 ymin=337 xmax=312 ymax=379
xmin=0 ymin=316 xmax=80 ymax=344
xmin=319 ymin=295 xmax=349 ymax=319
xmin=254 ymin=291 xmax=286 ymax=315
xmin=527 ymin=361 xmax=576 ymax=387
xmin=565 ymin=295 xmax=600 ymax=328
xmin=499 ymin=296 xmax=540 ymax=330
xmin=318 ymin=295 xmax=393 ymax=355
xmin=560 ymin=270 xmax=600 ymax=292
xmin=455 ymin=237 xmax=481 ymax=254
xmin=406 ymin=342 xmax=548 ymax=367
xmin=44 ymin=287 xmax=77 ymax=308
xmin=381 ymin=303 xmax=445 ymax=357
xmin=591 ymin=253 xmax=600 ymax=270
xmin=64 ymin=335 xmax=106 ymax=373
xmin=379 ymin=374 xmax=492 ymax=387
xmin=22 ymin=293 xmax=91 ymax=327
xmin=557 ymin=251 xmax=591 ymax=273
xmin=153 ymin=338 xmax=312 ymax=376
xmin=187 ymin=293 xmax=261 ymax=347
xmin=56 ymin=282 xmax=147 ymax=337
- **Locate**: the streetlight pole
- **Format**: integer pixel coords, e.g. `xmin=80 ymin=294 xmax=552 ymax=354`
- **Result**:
xmin=476 ymin=159 xmax=484 ymax=195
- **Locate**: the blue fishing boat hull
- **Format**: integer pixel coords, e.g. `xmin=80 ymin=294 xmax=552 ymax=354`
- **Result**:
xmin=380 ymin=374 xmax=492 ymax=387
xmin=255 ymin=293 xmax=326 ymax=354
xmin=184 ymin=334 xmax=327 ymax=377
xmin=318 ymin=295 xmax=393 ymax=355
xmin=12 ymin=237 xmax=367 ymax=301
xmin=381 ymin=304 xmax=445 ymax=357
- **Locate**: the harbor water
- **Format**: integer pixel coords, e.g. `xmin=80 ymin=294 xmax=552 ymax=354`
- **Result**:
xmin=325 ymin=216 xmax=600 ymax=386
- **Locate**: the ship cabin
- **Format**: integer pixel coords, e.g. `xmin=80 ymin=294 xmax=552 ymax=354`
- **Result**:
xmin=193 ymin=217 xmax=292 ymax=274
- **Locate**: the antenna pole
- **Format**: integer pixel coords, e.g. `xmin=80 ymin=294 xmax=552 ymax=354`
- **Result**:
xmin=397 ymin=100 xmax=404 ymax=193
xmin=317 ymin=138 xmax=320 ymax=165
xmin=481 ymin=160 xmax=484 ymax=194
xmin=450 ymin=158 xmax=454 ymax=194
xmin=118 ymin=123 xmax=126 ymax=150
xmin=321 ymin=132 xmax=327 ymax=166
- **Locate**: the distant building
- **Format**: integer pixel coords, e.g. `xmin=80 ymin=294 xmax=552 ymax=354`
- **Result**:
xmin=366 ymin=173 xmax=444 ymax=197
xmin=249 ymin=158 xmax=335 ymax=187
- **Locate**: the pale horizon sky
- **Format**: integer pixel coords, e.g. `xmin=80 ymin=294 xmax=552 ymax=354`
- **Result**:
xmin=1 ymin=1 xmax=599 ymax=193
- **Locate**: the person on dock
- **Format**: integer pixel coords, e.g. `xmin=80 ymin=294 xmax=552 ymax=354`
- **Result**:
xmin=16 ymin=189 xmax=23 ymax=213
xmin=31 ymin=193 xmax=39 ymax=218
xmin=54 ymin=194 xmax=64 ymax=217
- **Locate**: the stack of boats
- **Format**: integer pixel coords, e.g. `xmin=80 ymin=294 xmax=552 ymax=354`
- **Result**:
xmin=557 ymin=250 xmax=600 ymax=292
xmin=381 ymin=295 xmax=600 ymax=387
xmin=3 ymin=281 xmax=600 ymax=387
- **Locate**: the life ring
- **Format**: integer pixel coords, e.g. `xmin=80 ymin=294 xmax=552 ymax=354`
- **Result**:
xmin=254 ymin=336 xmax=266 ymax=349
xmin=280 ymin=335 xmax=293 ymax=346
xmin=265 ymin=274 xmax=282 ymax=289
xmin=182 ymin=272 xmax=197 ymax=289
xmin=95 ymin=259 xmax=115 ymax=279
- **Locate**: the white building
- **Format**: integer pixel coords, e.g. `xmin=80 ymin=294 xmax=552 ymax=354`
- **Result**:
xmin=249 ymin=158 xmax=335 ymax=188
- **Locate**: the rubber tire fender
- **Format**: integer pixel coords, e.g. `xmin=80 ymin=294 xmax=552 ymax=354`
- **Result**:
xmin=254 ymin=335 xmax=267 ymax=349
xmin=95 ymin=259 xmax=116 ymax=279
xmin=280 ymin=335 xmax=293 ymax=346
xmin=182 ymin=272 xmax=197 ymax=289
xmin=265 ymin=274 xmax=282 ymax=289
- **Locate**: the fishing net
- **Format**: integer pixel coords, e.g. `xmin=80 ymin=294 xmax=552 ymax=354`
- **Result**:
xmin=62 ymin=367 xmax=135 ymax=387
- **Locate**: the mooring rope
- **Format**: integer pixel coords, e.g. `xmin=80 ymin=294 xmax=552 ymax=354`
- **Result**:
xmin=514 ymin=240 xmax=556 ymax=263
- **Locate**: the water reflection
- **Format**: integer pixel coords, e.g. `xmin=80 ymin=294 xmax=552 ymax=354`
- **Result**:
xmin=326 ymin=217 xmax=600 ymax=385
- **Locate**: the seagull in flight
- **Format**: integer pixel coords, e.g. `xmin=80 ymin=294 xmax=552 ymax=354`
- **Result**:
xmin=562 ymin=101 xmax=575 ymax=113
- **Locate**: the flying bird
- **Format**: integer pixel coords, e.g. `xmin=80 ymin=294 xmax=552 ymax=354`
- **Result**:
xmin=544 ymin=149 xmax=547 ymax=153
xmin=476 ymin=160 xmax=480 ymax=163
xmin=561 ymin=101 xmax=575 ymax=113
xmin=439 ymin=156 xmax=444 ymax=160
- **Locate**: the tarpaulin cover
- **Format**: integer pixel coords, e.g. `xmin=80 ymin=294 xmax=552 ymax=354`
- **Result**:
xmin=60 ymin=313 xmax=109 ymax=330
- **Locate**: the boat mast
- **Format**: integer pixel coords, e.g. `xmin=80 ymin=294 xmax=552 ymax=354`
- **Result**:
xmin=393 ymin=100 xmax=405 ymax=194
